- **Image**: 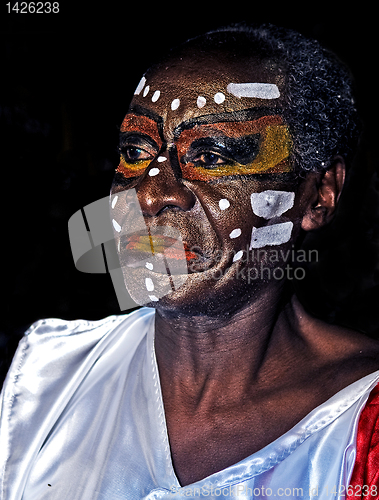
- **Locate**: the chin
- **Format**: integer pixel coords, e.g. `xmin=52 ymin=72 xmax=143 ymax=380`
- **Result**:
xmin=124 ymin=262 xmax=269 ymax=319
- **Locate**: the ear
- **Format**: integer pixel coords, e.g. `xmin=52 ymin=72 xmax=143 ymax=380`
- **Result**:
xmin=301 ymin=157 xmax=346 ymax=231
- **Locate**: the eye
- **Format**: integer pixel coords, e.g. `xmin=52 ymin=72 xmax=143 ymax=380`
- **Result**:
xmin=193 ymin=152 xmax=229 ymax=168
xmin=121 ymin=146 xmax=153 ymax=164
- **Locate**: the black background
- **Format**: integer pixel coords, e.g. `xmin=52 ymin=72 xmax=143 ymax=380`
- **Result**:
xmin=1 ymin=4 xmax=379 ymax=386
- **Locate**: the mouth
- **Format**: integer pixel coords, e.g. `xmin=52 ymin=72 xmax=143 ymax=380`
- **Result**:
xmin=119 ymin=229 xmax=213 ymax=274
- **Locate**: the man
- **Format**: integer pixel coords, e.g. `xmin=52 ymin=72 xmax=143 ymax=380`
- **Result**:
xmin=1 ymin=24 xmax=379 ymax=499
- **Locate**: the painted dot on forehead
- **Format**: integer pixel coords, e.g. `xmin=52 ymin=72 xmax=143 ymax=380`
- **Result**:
xmin=197 ymin=96 xmax=206 ymax=108
xmin=134 ymin=76 xmax=146 ymax=95
xmin=143 ymin=85 xmax=150 ymax=97
xmin=171 ymin=98 xmax=180 ymax=111
xmin=214 ymin=92 xmax=225 ymax=104
xmin=152 ymin=90 xmax=160 ymax=102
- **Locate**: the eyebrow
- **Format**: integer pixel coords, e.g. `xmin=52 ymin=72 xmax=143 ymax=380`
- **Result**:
xmin=127 ymin=104 xmax=164 ymax=137
xmin=173 ymin=107 xmax=283 ymax=140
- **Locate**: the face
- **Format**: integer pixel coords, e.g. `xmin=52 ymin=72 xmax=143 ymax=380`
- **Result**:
xmin=111 ymin=52 xmax=308 ymax=316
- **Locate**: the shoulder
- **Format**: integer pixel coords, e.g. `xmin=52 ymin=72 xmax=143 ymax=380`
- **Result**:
xmin=1 ymin=307 xmax=155 ymax=398
xmin=288 ymin=295 xmax=379 ymax=393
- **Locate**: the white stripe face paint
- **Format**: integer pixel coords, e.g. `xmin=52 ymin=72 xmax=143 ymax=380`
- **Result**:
xmin=134 ymin=76 xmax=146 ymax=95
xmin=250 ymin=190 xmax=295 ymax=219
xmin=145 ymin=277 xmax=154 ymax=291
xmin=111 ymin=195 xmax=118 ymax=209
xmin=227 ymin=83 xmax=280 ymax=99
xmin=112 ymin=219 xmax=121 ymax=233
xmin=250 ymin=222 xmax=293 ymax=249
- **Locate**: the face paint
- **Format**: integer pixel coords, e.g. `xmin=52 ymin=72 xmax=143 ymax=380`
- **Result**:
xmin=219 ymin=199 xmax=230 ymax=210
xmin=229 ymin=228 xmax=242 ymax=239
xmin=177 ymin=115 xmax=292 ymax=181
xmin=111 ymin=195 xmax=118 ymax=209
xmin=227 ymin=83 xmax=280 ymax=99
xmin=148 ymin=168 xmax=160 ymax=176
xmin=250 ymin=190 xmax=295 ymax=219
xmin=214 ymin=92 xmax=226 ymax=104
xmin=112 ymin=219 xmax=121 ymax=232
xmin=197 ymin=96 xmax=206 ymax=108
xmin=250 ymin=221 xmax=293 ymax=249
xmin=233 ymin=250 xmax=243 ymax=262
xmin=145 ymin=277 xmax=154 ymax=291
xmin=171 ymin=99 xmax=180 ymax=111
xmin=152 ymin=90 xmax=161 ymax=102
xmin=134 ymin=76 xmax=146 ymax=95
xmin=116 ymin=114 xmax=162 ymax=179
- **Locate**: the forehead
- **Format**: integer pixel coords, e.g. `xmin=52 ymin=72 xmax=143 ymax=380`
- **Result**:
xmin=129 ymin=54 xmax=287 ymax=137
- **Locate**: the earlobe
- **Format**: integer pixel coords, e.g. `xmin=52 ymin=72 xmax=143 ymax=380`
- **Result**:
xmin=301 ymin=157 xmax=346 ymax=231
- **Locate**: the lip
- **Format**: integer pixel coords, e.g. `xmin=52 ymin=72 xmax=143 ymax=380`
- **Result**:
xmin=119 ymin=230 xmax=211 ymax=274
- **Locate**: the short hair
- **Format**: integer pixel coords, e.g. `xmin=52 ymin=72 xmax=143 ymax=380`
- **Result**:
xmin=160 ymin=23 xmax=362 ymax=175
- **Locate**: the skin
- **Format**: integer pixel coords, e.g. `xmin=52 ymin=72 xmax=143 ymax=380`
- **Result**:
xmin=111 ymin=50 xmax=379 ymax=486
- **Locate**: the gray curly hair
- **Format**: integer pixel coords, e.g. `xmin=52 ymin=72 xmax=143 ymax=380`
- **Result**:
xmin=166 ymin=23 xmax=362 ymax=175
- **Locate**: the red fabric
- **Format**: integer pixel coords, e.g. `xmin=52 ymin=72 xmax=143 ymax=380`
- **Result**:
xmin=348 ymin=382 xmax=379 ymax=499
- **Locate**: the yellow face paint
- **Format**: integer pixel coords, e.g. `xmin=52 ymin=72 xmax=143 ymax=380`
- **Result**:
xmin=116 ymin=113 xmax=162 ymax=179
xmin=177 ymin=116 xmax=293 ymax=181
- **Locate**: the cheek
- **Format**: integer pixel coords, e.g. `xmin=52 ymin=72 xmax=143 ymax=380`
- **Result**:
xmin=196 ymin=183 xmax=297 ymax=256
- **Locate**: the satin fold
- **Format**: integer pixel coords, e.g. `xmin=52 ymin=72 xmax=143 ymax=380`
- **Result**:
xmin=1 ymin=308 xmax=379 ymax=499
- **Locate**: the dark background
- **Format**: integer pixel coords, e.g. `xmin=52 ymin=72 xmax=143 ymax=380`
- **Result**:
xmin=1 ymin=4 xmax=379 ymax=386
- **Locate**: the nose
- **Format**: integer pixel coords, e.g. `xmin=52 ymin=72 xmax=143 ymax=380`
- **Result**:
xmin=136 ymin=150 xmax=196 ymax=217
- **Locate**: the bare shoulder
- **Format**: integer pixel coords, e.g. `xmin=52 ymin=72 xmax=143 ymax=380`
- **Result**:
xmin=289 ymin=295 xmax=379 ymax=380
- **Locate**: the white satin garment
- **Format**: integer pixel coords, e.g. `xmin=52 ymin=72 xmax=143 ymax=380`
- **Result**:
xmin=1 ymin=308 xmax=379 ymax=500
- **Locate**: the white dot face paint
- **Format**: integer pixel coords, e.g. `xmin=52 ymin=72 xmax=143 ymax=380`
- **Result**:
xmin=145 ymin=277 xmax=154 ymax=291
xmin=219 ymin=199 xmax=230 ymax=210
xmin=149 ymin=168 xmax=160 ymax=177
xmin=149 ymin=295 xmax=159 ymax=302
xmin=197 ymin=96 xmax=206 ymax=108
xmin=134 ymin=76 xmax=146 ymax=95
xmin=152 ymin=90 xmax=160 ymax=102
xmin=111 ymin=195 xmax=118 ymax=209
xmin=250 ymin=221 xmax=293 ymax=249
xmin=171 ymin=99 xmax=180 ymax=111
xmin=157 ymin=156 xmax=167 ymax=162
xmin=112 ymin=219 xmax=121 ymax=233
xmin=229 ymin=228 xmax=242 ymax=239
xmin=250 ymin=190 xmax=295 ymax=219
xmin=214 ymin=92 xmax=225 ymax=104
xmin=227 ymin=83 xmax=280 ymax=100
xmin=143 ymin=85 xmax=150 ymax=97
xmin=145 ymin=262 xmax=154 ymax=270
xmin=233 ymin=250 xmax=243 ymax=262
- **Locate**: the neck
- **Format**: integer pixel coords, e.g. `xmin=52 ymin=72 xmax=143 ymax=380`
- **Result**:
xmin=154 ymin=282 xmax=298 ymax=411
